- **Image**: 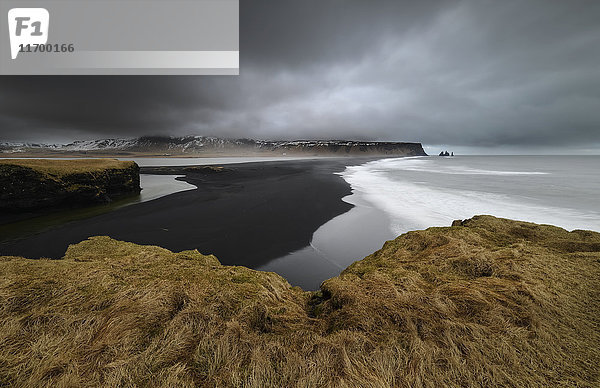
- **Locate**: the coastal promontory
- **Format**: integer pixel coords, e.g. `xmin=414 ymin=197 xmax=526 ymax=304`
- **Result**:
xmin=0 ymin=159 xmax=141 ymax=211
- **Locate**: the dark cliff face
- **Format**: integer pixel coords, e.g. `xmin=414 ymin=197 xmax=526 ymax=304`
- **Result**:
xmin=125 ymin=137 xmax=429 ymax=156
xmin=0 ymin=161 xmax=141 ymax=211
xmin=259 ymin=141 xmax=428 ymax=156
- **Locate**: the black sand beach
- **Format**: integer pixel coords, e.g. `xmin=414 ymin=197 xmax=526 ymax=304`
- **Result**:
xmin=0 ymin=158 xmax=367 ymax=268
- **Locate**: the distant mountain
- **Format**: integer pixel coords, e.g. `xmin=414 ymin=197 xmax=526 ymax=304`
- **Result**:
xmin=0 ymin=136 xmax=427 ymax=157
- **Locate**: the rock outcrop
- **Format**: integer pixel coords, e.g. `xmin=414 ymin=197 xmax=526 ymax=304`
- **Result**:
xmin=0 ymin=216 xmax=598 ymax=386
xmin=255 ymin=140 xmax=428 ymax=156
xmin=0 ymin=159 xmax=141 ymax=210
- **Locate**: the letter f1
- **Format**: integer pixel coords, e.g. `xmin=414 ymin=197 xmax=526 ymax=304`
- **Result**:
xmin=8 ymin=8 xmax=49 ymax=59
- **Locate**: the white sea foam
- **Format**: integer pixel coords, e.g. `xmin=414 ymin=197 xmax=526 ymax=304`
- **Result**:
xmin=369 ymin=157 xmax=548 ymax=175
xmin=340 ymin=157 xmax=600 ymax=234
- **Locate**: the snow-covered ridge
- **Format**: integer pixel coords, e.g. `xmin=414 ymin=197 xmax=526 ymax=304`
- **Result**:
xmin=1 ymin=136 xmax=427 ymax=156
xmin=61 ymin=139 xmax=138 ymax=151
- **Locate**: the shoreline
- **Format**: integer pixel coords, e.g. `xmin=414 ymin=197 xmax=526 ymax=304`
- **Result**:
xmin=258 ymin=176 xmax=398 ymax=290
xmin=0 ymin=158 xmax=377 ymax=268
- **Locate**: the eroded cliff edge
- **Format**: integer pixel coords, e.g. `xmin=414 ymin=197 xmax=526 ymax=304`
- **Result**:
xmin=0 ymin=216 xmax=598 ymax=386
xmin=0 ymin=159 xmax=141 ymax=211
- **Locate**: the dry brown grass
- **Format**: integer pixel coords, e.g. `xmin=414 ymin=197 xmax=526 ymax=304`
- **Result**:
xmin=0 ymin=215 xmax=598 ymax=387
xmin=0 ymin=159 xmax=135 ymax=177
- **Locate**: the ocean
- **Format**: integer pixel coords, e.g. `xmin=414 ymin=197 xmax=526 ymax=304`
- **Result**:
xmin=342 ymin=155 xmax=600 ymax=234
xmin=260 ymin=155 xmax=600 ymax=289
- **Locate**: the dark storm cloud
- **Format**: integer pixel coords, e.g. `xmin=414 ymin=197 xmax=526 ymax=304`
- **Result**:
xmin=1 ymin=0 xmax=599 ymax=149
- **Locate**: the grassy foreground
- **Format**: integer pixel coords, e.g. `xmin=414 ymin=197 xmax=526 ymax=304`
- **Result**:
xmin=0 ymin=216 xmax=598 ymax=387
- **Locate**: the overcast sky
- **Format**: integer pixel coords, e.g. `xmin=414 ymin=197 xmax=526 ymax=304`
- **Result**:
xmin=1 ymin=0 xmax=599 ymax=153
